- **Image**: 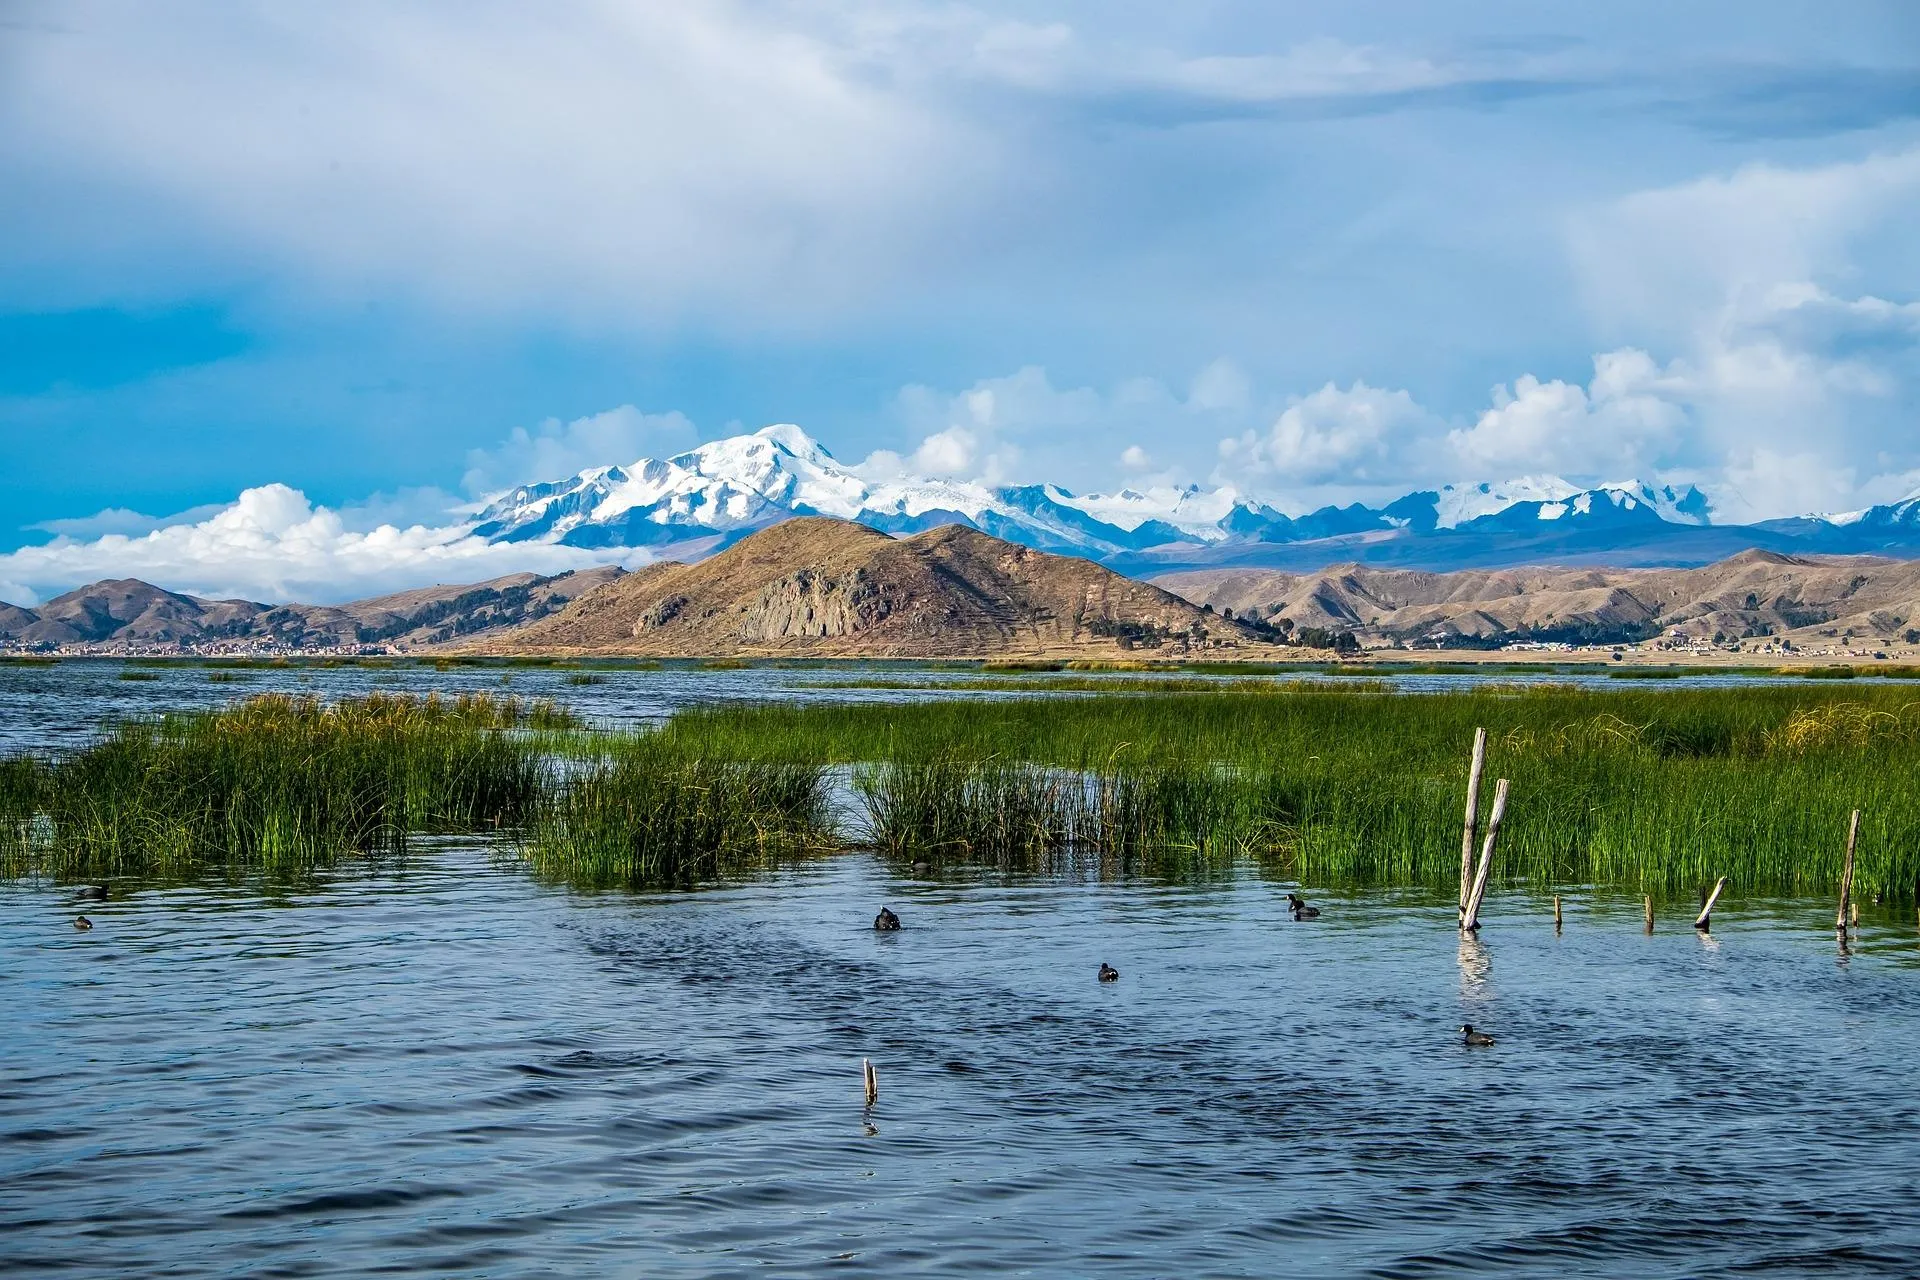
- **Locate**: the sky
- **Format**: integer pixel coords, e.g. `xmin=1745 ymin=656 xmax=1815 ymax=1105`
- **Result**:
xmin=2 ymin=1 xmax=1918 ymax=604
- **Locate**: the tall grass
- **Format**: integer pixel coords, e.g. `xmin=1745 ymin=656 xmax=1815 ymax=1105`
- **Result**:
xmin=522 ymin=740 xmax=829 ymax=889
xmin=0 ymin=693 xmax=552 ymax=881
xmin=655 ymin=684 xmax=1920 ymax=900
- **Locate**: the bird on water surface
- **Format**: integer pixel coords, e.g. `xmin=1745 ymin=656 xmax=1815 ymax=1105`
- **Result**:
xmin=75 ymin=884 xmax=107 ymax=901
xmin=73 ymin=916 xmax=93 ymax=932
xmin=1286 ymin=893 xmax=1320 ymax=919
xmin=874 ymin=907 xmax=901 ymax=931
xmin=1098 ymin=962 xmax=1119 ymax=982
xmin=1460 ymin=1024 xmax=1495 ymax=1047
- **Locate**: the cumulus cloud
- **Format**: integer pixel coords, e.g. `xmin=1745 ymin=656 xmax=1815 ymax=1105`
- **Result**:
xmin=0 ymin=484 xmax=626 ymax=608
xmin=1446 ymin=350 xmax=1691 ymax=478
xmin=1218 ymin=380 xmax=1434 ymax=487
xmin=462 ymin=406 xmax=698 ymax=497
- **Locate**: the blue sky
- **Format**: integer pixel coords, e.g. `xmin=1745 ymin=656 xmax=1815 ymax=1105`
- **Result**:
xmin=2 ymin=1 xmax=1918 ymax=601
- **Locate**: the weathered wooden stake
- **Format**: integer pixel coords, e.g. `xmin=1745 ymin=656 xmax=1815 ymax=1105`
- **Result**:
xmin=1461 ymin=778 xmax=1508 ymax=932
xmin=862 ymin=1058 xmax=878 ymax=1107
xmin=1644 ymin=895 xmax=1654 ymax=934
xmin=1695 ymin=876 xmax=1728 ymax=931
xmin=1460 ymin=728 xmax=1487 ymax=923
xmin=1837 ymin=809 xmax=1860 ymax=935
xmin=1553 ymin=895 xmax=1563 ymax=929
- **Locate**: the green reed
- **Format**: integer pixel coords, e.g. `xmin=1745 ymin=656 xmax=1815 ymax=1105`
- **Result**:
xmin=0 ymin=692 xmax=552 ymax=880
xmin=521 ymin=739 xmax=830 ymax=890
xmin=653 ymin=683 xmax=1920 ymax=901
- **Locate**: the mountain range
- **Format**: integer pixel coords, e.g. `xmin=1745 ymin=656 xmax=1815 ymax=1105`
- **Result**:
xmin=465 ymin=424 xmax=1920 ymax=573
xmin=1160 ymin=549 xmax=1920 ymax=650
xmin=0 ymin=568 xmax=622 ymax=650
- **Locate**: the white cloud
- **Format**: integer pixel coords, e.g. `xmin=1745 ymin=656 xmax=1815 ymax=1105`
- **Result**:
xmin=1446 ymin=350 xmax=1690 ymax=477
xmin=1218 ymin=380 xmax=1434 ymax=486
xmin=462 ymin=406 xmax=698 ymax=497
xmin=0 ymin=484 xmax=626 ymax=608
xmin=1119 ymin=444 xmax=1152 ymax=470
xmin=3 ymin=1 xmax=986 ymax=323
xmin=28 ymin=502 xmax=229 ymax=540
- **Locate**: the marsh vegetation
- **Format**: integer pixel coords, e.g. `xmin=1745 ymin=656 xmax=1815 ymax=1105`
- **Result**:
xmin=7 ymin=679 xmax=1920 ymax=899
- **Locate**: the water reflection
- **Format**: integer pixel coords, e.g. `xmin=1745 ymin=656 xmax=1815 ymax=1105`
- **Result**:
xmin=1456 ymin=934 xmax=1492 ymax=999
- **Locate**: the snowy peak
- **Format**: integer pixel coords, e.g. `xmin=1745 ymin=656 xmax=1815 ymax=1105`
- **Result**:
xmin=468 ymin=425 xmax=1747 ymax=570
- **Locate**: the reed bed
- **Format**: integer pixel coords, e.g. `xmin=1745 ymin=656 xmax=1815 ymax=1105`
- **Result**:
xmin=656 ymin=683 xmax=1920 ymax=901
xmin=856 ymin=751 xmax=1265 ymax=874
xmin=521 ymin=741 xmax=830 ymax=890
xmin=0 ymin=693 xmax=554 ymax=881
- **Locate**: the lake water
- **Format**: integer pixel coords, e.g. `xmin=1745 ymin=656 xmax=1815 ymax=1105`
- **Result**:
xmin=0 ymin=657 xmax=1841 ymax=754
xmin=6 ymin=848 xmax=1920 ymax=1277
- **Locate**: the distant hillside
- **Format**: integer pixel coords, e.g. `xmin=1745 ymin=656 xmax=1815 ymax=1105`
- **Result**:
xmin=486 ymin=517 xmax=1267 ymax=658
xmin=0 ymin=567 xmax=624 ymax=650
xmin=1158 ymin=550 xmax=1920 ymax=648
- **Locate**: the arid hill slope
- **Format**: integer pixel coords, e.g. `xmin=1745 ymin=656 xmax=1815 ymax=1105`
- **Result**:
xmin=1157 ymin=550 xmax=1920 ymax=645
xmin=0 ymin=568 xmax=624 ymax=649
xmin=489 ymin=517 xmax=1259 ymax=657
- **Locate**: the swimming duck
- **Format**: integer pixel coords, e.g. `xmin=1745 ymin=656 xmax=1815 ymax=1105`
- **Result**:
xmin=1098 ymin=962 xmax=1119 ymax=982
xmin=73 ymin=916 xmax=93 ymax=932
xmin=873 ymin=906 xmax=901 ymax=931
xmin=1459 ymin=1024 xmax=1495 ymax=1047
xmin=1287 ymin=893 xmax=1320 ymax=919
xmin=75 ymin=884 xmax=108 ymax=902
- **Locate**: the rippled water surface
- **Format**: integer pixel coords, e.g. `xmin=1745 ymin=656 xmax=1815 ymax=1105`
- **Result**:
xmin=7 ymin=850 xmax=1920 ymax=1277
xmin=0 ymin=658 xmax=1843 ymax=754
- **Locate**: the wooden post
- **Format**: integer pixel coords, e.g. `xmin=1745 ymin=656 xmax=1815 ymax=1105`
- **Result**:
xmin=1460 ymin=728 xmax=1487 ymax=922
xmin=1553 ymin=895 xmax=1562 ymax=929
xmin=1461 ymin=778 xmax=1508 ymax=932
xmin=1694 ymin=877 xmax=1727 ymax=931
xmin=862 ymin=1058 xmax=878 ymax=1107
xmin=1837 ymin=809 xmax=1860 ymax=935
xmin=1644 ymin=895 xmax=1654 ymax=934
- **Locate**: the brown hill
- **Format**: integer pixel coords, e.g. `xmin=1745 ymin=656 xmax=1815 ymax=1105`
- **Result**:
xmin=487 ymin=517 xmax=1260 ymax=658
xmin=0 ymin=567 xmax=624 ymax=650
xmin=1156 ymin=550 xmax=1920 ymax=647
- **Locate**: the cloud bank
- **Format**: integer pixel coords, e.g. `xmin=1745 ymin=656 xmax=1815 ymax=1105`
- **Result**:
xmin=0 ymin=485 xmax=624 ymax=608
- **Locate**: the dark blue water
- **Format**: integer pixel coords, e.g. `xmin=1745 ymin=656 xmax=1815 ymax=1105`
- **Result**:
xmin=6 ymin=849 xmax=1920 ymax=1277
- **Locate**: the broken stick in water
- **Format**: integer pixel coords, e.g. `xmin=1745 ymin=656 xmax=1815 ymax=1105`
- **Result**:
xmin=1461 ymin=778 xmax=1508 ymax=933
xmin=1553 ymin=895 xmax=1562 ymax=930
xmin=1837 ymin=809 xmax=1860 ymax=937
xmin=862 ymin=1058 xmax=878 ymax=1108
xmin=1460 ymin=728 xmax=1487 ymax=926
xmin=1644 ymin=895 xmax=1654 ymax=934
xmin=1695 ymin=877 xmax=1728 ymax=932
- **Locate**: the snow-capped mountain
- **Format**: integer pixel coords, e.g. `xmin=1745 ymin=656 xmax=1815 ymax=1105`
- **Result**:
xmin=464 ymin=424 xmax=1912 ymax=573
xmin=471 ymin=424 xmax=1291 ymax=556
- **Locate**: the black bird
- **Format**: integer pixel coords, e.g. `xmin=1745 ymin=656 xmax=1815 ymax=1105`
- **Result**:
xmin=75 ymin=884 xmax=108 ymax=902
xmin=1098 ymin=962 xmax=1119 ymax=982
xmin=874 ymin=907 xmax=901 ymax=931
xmin=1459 ymin=1023 xmax=1495 ymax=1047
xmin=73 ymin=916 xmax=93 ymax=932
xmin=1287 ymin=893 xmax=1320 ymax=919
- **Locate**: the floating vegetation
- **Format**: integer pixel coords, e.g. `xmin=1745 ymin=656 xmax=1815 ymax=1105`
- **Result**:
xmin=117 ymin=670 xmax=161 ymax=682
xmin=521 ymin=742 xmax=829 ymax=889
xmin=564 ymin=672 xmax=606 ymax=686
xmin=0 ymin=693 xmax=557 ymax=881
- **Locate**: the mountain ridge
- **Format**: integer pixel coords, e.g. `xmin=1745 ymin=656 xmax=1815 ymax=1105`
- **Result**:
xmin=0 ymin=568 xmax=623 ymax=650
xmin=481 ymin=516 xmax=1265 ymax=658
xmin=466 ymin=424 xmax=1920 ymax=572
